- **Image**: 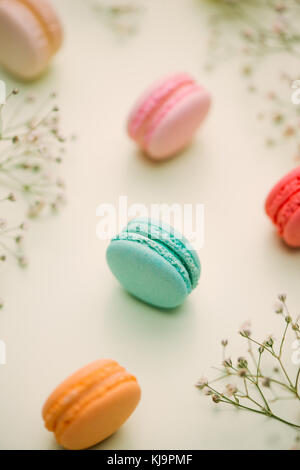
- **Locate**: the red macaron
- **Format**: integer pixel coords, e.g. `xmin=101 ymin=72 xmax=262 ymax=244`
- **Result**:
xmin=265 ymin=166 xmax=300 ymax=247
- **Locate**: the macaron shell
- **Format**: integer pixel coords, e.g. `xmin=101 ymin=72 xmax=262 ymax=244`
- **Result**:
xmin=145 ymin=85 xmax=211 ymax=159
xmin=265 ymin=166 xmax=300 ymax=221
xmin=57 ymin=380 xmax=141 ymax=450
xmin=21 ymin=0 xmax=63 ymax=53
xmin=283 ymin=206 xmax=300 ymax=247
xmin=107 ymin=239 xmax=189 ymax=308
xmin=0 ymin=0 xmax=50 ymax=79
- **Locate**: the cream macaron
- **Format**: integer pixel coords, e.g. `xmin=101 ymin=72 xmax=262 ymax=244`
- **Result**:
xmin=42 ymin=359 xmax=141 ymax=450
xmin=0 ymin=0 xmax=63 ymax=80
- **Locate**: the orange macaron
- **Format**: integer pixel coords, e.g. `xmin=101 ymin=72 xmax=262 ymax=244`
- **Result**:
xmin=42 ymin=359 xmax=141 ymax=450
xmin=0 ymin=0 xmax=63 ymax=80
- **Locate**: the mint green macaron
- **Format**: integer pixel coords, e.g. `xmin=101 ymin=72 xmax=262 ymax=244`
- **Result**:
xmin=106 ymin=218 xmax=201 ymax=309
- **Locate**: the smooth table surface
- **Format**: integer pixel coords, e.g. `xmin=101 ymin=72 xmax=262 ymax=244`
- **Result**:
xmin=0 ymin=0 xmax=299 ymax=450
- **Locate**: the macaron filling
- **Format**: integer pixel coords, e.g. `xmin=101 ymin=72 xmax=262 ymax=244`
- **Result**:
xmin=111 ymin=232 xmax=193 ymax=293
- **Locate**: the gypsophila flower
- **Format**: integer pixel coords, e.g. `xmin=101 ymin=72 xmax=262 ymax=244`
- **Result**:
xmin=264 ymin=336 xmax=274 ymax=348
xmin=238 ymin=368 xmax=248 ymax=378
xmin=198 ymin=295 xmax=300 ymax=448
xmin=202 ymin=1 xmax=300 ymax=162
xmin=225 ymin=384 xmax=238 ymax=397
xmin=7 ymin=193 xmax=16 ymax=202
xmin=195 ymin=378 xmax=208 ymax=390
xmin=239 ymin=321 xmax=252 ymax=338
xmin=237 ymin=357 xmax=248 ymax=369
xmin=275 ymin=301 xmax=284 ymax=314
xmin=212 ymin=394 xmax=221 ymax=404
xmin=278 ymin=293 xmax=287 ymax=303
xmin=18 ymin=256 xmax=28 ymax=268
xmin=223 ymin=358 xmax=232 ymax=368
xmin=0 ymin=90 xmax=69 ymax=307
xmin=90 ymin=0 xmax=145 ymax=36
xmin=262 ymin=377 xmax=271 ymax=388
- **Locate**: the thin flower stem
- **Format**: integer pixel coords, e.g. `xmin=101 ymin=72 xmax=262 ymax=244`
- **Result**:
xmin=256 ymin=351 xmax=262 ymax=384
xmin=235 ymin=371 xmax=294 ymax=394
xmin=295 ymin=369 xmax=300 ymax=393
xmin=246 ymin=336 xmax=275 ymax=358
xmin=258 ymin=376 xmax=294 ymax=394
xmin=207 ymin=375 xmax=229 ymax=386
xmin=218 ymin=399 xmax=267 ymax=417
xmin=270 ymin=396 xmax=297 ymax=403
xmin=0 ymin=225 xmax=22 ymax=235
xmin=244 ymin=394 xmax=265 ymax=411
xmin=279 ymin=321 xmax=290 ymax=359
xmin=278 ymin=357 xmax=294 ymax=390
xmin=219 ymin=399 xmax=300 ymax=430
xmin=0 ymin=240 xmax=18 ymax=261
xmin=255 ymin=382 xmax=271 ymax=412
xmin=243 ymin=377 xmax=249 ymax=396
xmin=248 ymin=339 xmax=259 ymax=371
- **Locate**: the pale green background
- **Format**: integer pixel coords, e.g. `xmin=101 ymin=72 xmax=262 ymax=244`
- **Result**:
xmin=0 ymin=0 xmax=299 ymax=450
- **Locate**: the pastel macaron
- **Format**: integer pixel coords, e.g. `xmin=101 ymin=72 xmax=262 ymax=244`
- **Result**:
xmin=127 ymin=73 xmax=211 ymax=160
xmin=42 ymin=359 xmax=141 ymax=450
xmin=0 ymin=0 xmax=63 ymax=80
xmin=106 ymin=218 xmax=201 ymax=309
xmin=265 ymin=166 xmax=300 ymax=247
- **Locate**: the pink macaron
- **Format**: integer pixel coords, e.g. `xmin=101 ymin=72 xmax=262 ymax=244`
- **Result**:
xmin=265 ymin=166 xmax=300 ymax=247
xmin=127 ymin=73 xmax=211 ymax=160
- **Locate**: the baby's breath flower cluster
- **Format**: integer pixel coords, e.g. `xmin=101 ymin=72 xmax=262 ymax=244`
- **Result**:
xmin=89 ymin=0 xmax=145 ymax=35
xmin=202 ymin=1 xmax=300 ymax=161
xmin=204 ymin=0 xmax=300 ymax=60
xmin=0 ymin=89 xmax=67 ymax=307
xmin=196 ymin=295 xmax=300 ymax=440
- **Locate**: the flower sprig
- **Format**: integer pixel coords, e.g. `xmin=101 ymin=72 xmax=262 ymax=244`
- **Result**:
xmin=0 ymin=89 xmax=66 ymax=218
xmin=196 ymin=295 xmax=300 ymax=439
xmin=89 ymin=0 xmax=145 ymax=35
xmin=0 ymin=193 xmax=27 ymax=267
xmin=203 ymin=0 xmax=300 ymax=62
xmin=0 ymin=89 xmax=68 ymax=307
xmin=201 ymin=1 xmax=300 ymax=161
